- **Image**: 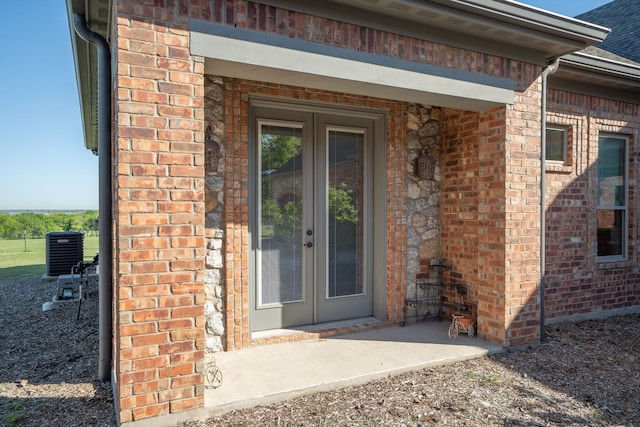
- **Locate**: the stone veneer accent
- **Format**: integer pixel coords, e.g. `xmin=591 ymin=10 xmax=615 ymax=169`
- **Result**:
xmin=406 ymin=105 xmax=442 ymax=315
xmin=204 ymin=76 xmax=226 ymax=353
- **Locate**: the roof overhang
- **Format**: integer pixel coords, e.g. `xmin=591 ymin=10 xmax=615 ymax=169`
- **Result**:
xmin=550 ymin=52 xmax=640 ymax=104
xmin=261 ymin=0 xmax=610 ymax=64
xmin=66 ymin=0 xmax=611 ymax=151
xmin=65 ymin=0 xmax=112 ymax=152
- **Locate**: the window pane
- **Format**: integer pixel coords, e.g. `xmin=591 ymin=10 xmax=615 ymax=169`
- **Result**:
xmin=545 ymin=127 xmax=565 ymax=162
xmin=327 ymin=130 xmax=364 ymax=298
xmin=598 ymin=137 xmax=625 ymax=207
xmin=597 ymin=210 xmax=624 ymax=257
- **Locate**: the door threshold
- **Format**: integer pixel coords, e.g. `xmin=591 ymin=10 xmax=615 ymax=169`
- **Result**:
xmin=251 ymin=317 xmax=382 ymax=341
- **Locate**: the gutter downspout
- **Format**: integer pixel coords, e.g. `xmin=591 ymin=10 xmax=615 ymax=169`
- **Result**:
xmin=540 ymin=58 xmax=560 ymax=343
xmin=72 ymin=14 xmax=113 ymax=382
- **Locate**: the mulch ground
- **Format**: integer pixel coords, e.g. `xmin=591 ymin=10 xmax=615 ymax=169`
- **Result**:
xmin=1 ymin=275 xmax=638 ymax=426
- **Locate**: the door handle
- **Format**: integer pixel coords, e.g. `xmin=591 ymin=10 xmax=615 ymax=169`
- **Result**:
xmin=305 ymin=241 xmax=313 ymax=248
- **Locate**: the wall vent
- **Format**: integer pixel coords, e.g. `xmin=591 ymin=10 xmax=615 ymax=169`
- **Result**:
xmin=46 ymin=232 xmax=84 ymax=276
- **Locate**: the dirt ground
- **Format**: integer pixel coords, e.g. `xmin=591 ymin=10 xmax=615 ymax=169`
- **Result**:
xmin=1 ymin=275 xmax=638 ymax=426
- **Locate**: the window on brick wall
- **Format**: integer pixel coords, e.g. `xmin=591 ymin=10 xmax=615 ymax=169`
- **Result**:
xmin=597 ymin=134 xmax=628 ymax=261
xmin=545 ymin=125 xmax=568 ymax=164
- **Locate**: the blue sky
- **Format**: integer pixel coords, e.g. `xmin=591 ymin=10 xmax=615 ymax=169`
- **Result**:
xmin=0 ymin=1 xmax=612 ymax=210
xmin=0 ymin=1 xmax=96 ymax=211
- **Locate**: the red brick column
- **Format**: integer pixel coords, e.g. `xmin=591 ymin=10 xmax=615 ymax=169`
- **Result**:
xmin=502 ymin=80 xmax=544 ymax=346
xmin=473 ymin=82 xmax=544 ymax=347
xmin=112 ymin=1 xmax=205 ymax=422
xmin=476 ymin=106 xmax=508 ymax=344
xmin=442 ymin=67 xmax=543 ymax=347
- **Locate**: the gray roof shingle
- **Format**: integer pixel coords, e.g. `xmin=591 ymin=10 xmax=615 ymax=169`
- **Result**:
xmin=576 ymin=0 xmax=640 ymax=63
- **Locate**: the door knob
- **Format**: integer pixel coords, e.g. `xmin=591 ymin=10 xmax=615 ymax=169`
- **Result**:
xmin=305 ymin=241 xmax=313 ymax=248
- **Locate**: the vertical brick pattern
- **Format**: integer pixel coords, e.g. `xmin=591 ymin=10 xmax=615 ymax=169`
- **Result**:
xmin=387 ymin=100 xmax=408 ymax=324
xmin=113 ymin=0 xmax=205 ymax=423
xmin=221 ymin=77 xmax=250 ymax=351
xmin=441 ymin=109 xmax=481 ymax=318
xmin=544 ymin=89 xmax=640 ymax=320
xmin=441 ymin=106 xmax=514 ymax=346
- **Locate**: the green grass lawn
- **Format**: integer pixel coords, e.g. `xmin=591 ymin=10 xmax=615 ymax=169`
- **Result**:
xmin=0 ymin=235 xmax=99 ymax=282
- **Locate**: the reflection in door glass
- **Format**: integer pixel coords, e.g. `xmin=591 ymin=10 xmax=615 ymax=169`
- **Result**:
xmin=327 ymin=130 xmax=364 ymax=298
xmin=259 ymin=124 xmax=304 ymax=305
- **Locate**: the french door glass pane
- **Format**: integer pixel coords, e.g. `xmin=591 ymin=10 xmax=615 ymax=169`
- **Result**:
xmin=327 ymin=130 xmax=364 ymax=298
xmin=259 ymin=124 xmax=303 ymax=305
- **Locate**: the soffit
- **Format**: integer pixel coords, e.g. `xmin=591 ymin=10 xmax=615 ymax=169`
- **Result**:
xmin=66 ymin=0 xmax=112 ymax=152
xmin=549 ymin=52 xmax=640 ymax=103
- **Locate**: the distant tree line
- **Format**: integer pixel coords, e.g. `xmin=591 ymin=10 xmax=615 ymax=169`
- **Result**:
xmin=0 ymin=211 xmax=98 ymax=240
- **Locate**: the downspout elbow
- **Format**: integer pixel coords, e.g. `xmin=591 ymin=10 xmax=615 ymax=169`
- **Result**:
xmin=73 ymin=14 xmax=109 ymax=52
xmin=543 ymin=58 xmax=560 ymax=78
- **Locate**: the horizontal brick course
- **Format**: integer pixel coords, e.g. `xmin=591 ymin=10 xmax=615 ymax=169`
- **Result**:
xmin=544 ymin=90 xmax=640 ymax=321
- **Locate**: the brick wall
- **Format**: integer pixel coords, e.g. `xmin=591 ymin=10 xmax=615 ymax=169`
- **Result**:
xmin=544 ymin=89 xmax=640 ymax=320
xmin=113 ymin=0 xmax=206 ymax=422
xmin=503 ymin=80 xmax=544 ymax=346
xmin=441 ymin=64 xmax=542 ymax=347
xmin=441 ymin=108 xmax=481 ymax=318
xmin=192 ymin=1 xmax=525 ymax=82
xmin=189 ymin=2 xmax=548 ymax=348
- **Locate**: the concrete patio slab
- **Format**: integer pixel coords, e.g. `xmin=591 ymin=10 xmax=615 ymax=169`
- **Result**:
xmin=204 ymin=320 xmax=503 ymax=414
